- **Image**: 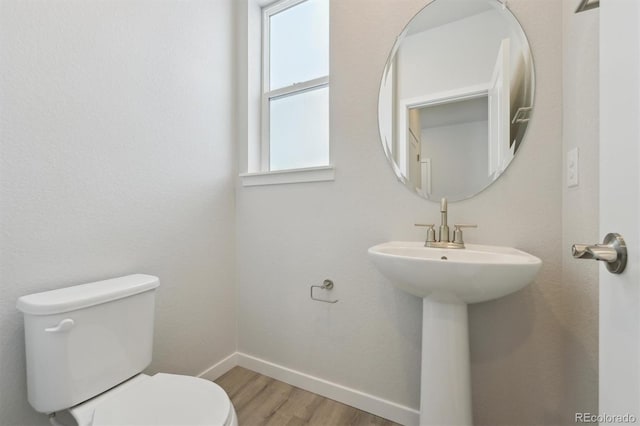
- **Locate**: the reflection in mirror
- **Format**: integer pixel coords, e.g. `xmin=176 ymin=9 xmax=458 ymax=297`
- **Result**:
xmin=378 ymin=0 xmax=534 ymax=201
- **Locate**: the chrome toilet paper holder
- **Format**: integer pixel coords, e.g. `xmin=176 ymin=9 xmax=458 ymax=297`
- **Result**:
xmin=310 ymin=279 xmax=338 ymax=304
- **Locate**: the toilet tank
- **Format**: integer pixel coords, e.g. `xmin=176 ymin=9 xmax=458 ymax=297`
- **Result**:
xmin=16 ymin=274 xmax=160 ymax=414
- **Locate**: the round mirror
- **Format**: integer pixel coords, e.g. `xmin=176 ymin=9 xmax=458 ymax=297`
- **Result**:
xmin=378 ymin=0 xmax=535 ymax=202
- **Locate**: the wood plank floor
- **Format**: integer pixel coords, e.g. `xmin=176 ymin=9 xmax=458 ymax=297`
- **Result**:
xmin=214 ymin=367 xmax=402 ymax=426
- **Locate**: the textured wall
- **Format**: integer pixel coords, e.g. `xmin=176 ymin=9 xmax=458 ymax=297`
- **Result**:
xmin=0 ymin=1 xmax=236 ymax=424
xmin=561 ymin=0 xmax=600 ymax=421
xmin=236 ymin=0 xmax=568 ymax=424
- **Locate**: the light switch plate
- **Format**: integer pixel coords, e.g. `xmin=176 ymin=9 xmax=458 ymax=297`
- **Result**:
xmin=567 ymin=147 xmax=579 ymax=188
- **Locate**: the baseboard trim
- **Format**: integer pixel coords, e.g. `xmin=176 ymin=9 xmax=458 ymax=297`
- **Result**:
xmin=235 ymin=352 xmax=419 ymax=426
xmin=196 ymin=351 xmax=419 ymax=425
xmin=197 ymin=352 xmax=239 ymax=381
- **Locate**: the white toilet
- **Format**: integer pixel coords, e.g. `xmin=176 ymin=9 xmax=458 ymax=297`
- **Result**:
xmin=17 ymin=274 xmax=238 ymax=426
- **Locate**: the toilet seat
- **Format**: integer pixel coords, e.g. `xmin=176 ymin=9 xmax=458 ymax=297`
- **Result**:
xmin=69 ymin=373 xmax=236 ymax=426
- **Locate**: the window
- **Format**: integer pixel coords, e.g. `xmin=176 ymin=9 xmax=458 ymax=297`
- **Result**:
xmin=262 ymin=0 xmax=329 ymax=172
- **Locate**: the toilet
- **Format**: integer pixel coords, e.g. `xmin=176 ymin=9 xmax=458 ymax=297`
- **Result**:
xmin=17 ymin=274 xmax=238 ymax=426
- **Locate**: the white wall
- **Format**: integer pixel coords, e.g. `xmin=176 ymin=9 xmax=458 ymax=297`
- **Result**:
xmin=561 ymin=0 xmax=600 ymax=421
xmin=397 ymin=9 xmax=520 ymax=101
xmin=421 ymin=120 xmax=490 ymax=198
xmin=0 ymin=1 xmax=236 ymax=424
xmin=237 ymin=0 xmax=568 ymax=424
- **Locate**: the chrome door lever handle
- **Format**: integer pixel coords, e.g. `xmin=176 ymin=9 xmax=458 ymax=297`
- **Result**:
xmin=572 ymin=233 xmax=627 ymax=274
xmin=572 ymin=244 xmax=617 ymax=262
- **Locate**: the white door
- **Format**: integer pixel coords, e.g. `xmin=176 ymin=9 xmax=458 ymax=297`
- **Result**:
xmin=408 ymin=108 xmax=422 ymax=188
xmin=488 ymin=38 xmax=510 ymax=178
xmin=599 ymin=0 xmax=640 ymax=419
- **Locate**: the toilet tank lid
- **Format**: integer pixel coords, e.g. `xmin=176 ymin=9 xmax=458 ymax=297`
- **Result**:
xmin=16 ymin=274 xmax=160 ymax=315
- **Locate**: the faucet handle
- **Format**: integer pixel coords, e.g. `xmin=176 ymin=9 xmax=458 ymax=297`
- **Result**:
xmin=440 ymin=198 xmax=448 ymax=212
xmin=453 ymin=224 xmax=477 ymax=244
xmin=415 ymin=224 xmax=436 ymax=243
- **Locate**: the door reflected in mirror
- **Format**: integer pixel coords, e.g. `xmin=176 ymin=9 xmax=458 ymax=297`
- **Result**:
xmin=378 ymin=0 xmax=534 ymax=202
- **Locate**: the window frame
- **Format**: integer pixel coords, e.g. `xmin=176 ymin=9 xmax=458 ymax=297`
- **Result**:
xmin=260 ymin=0 xmax=330 ymax=172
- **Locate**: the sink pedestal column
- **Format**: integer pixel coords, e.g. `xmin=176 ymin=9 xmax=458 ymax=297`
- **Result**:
xmin=420 ymin=297 xmax=472 ymax=426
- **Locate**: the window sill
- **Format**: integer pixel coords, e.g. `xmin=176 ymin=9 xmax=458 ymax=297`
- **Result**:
xmin=240 ymin=165 xmax=335 ymax=187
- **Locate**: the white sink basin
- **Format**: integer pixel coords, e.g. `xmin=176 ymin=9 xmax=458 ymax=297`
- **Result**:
xmin=368 ymin=241 xmax=542 ymax=304
xmin=369 ymin=241 xmax=542 ymax=426
xmin=368 ymin=241 xmax=542 ymax=425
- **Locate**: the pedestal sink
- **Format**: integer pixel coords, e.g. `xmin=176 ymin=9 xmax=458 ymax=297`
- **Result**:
xmin=368 ymin=241 xmax=542 ymax=426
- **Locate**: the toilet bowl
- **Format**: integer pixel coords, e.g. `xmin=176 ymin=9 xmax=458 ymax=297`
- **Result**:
xmin=17 ymin=274 xmax=237 ymax=426
xmin=68 ymin=373 xmax=237 ymax=426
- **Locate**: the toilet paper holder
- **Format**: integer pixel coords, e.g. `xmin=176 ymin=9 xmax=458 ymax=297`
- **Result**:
xmin=310 ymin=279 xmax=338 ymax=304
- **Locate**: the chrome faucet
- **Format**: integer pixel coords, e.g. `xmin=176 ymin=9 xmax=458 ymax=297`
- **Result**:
xmin=415 ymin=197 xmax=477 ymax=249
xmin=439 ymin=198 xmax=450 ymax=243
